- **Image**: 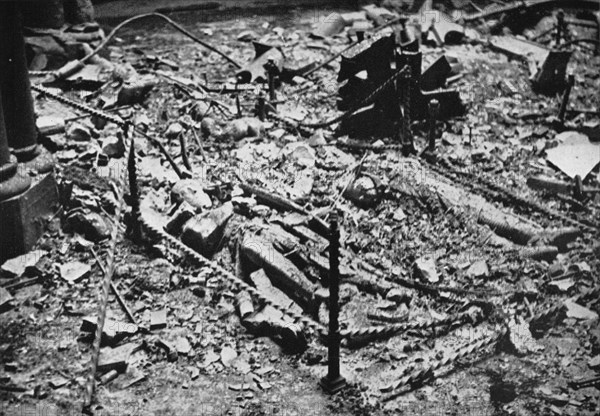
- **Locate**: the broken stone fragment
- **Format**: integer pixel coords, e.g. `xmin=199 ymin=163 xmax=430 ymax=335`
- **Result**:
xmin=564 ymin=299 xmax=598 ymax=320
xmin=60 ymin=261 xmax=91 ymax=283
xmin=171 ymin=179 xmax=212 ymax=210
xmin=48 ymin=376 xmax=69 ymax=389
xmin=223 ymin=117 xmax=263 ymax=141
xmin=241 ymin=236 xmax=317 ymax=310
xmin=101 ymin=136 xmax=125 ymax=158
xmin=311 ymin=12 xmax=346 ymax=38
xmin=237 ymin=30 xmax=258 ymax=42
xmin=99 ymin=370 xmax=119 ymax=385
xmin=156 ymin=338 xmax=178 ymax=361
xmin=81 ymin=316 xmax=138 ymax=345
xmin=0 ymin=287 xmax=14 ymax=312
xmin=505 ymin=318 xmax=543 ymax=356
xmin=242 ymin=305 xmax=307 ymax=352
xmin=281 ymin=142 xmax=316 ymax=168
xmin=181 ymin=202 xmax=234 ymax=257
xmin=1 ymin=250 xmax=48 ymax=277
xmin=150 ymin=309 xmax=167 ymax=330
xmin=128 ymin=258 xmax=173 ymax=292
xmin=66 ymin=122 xmax=92 ymax=141
xmin=97 ymin=342 xmax=140 ymax=372
xmin=165 ymin=122 xmax=184 ymax=140
xmin=466 ymin=260 xmax=489 ymax=279
xmin=164 ymin=201 xmax=196 ymax=236
xmin=235 ymin=291 xmax=254 ymax=319
xmin=249 ymin=269 xmax=303 ymax=316
xmin=200 ymin=117 xmax=217 ymax=137
xmin=65 ymin=211 xmax=110 ymax=241
xmin=220 ymin=346 xmax=238 ymax=367
xmin=174 ymin=337 xmax=192 ymax=355
xmin=191 ymin=101 xmax=210 ymax=121
xmin=117 ymin=74 xmax=156 ymax=106
xmin=343 ymin=175 xmax=381 ymax=208
xmin=414 ymin=256 xmax=439 ymax=283
xmin=392 ymin=207 xmax=406 ymax=221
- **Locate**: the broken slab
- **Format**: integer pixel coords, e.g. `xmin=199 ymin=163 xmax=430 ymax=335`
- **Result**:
xmin=240 ymin=235 xmax=318 ymax=310
xmin=249 ymin=269 xmax=303 ymax=316
xmin=181 ymin=202 xmax=234 ymax=257
xmin=545 ymin=131 xmax=600 ymax=179
xmin=311 ymin=12 xmax=346 ymax=38
xmin=343 ymin=175 xmax=382 ymax=208
xmin=65 ymin=211 xmax=111 ymax=241
xmin=564 ymin=299 xmax=598 ymax=320
xmin=466 ymin=260 xmax=489 ymax=279
xmin=174 ymin=337 xmax=192 ymax=355
xmin=59 ymin=261 xmax=91 ymax=283
xmin=97 ymin=342 xmax=140 ymax=372
xmin=362 ymin=4 xmax=398 ymax=26
xmin=235 ymin=290 xmax=255 ymax=319
xmin=150 ymin=309 xmax=168 ymax=330
xmin=1 ymin=250 xmax=48 ymax=277
xmin=81 ymin=316 xmax=138 ymax=345
xmin=171 ymin=179 xmax=212 ymax=210
xmin=488 ymin=36 xmax=571 ymax=92
xmin=164 ymin=201 xmax=196 ymax=236
xmin=242 ymin=305 xmax=307 ymax=352
xmin=414 ymin=256 xmax=439 ymax=283
xmin=220 ymin=346 xmax=238 ymax=367
xmin=156 ymin=338 xmax=178 ymax=361
xmin=0 ymin=286 xmax=14 ymax=312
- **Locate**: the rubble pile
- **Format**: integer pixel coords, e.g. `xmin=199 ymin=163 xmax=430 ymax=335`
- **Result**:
xmin=1 ymin=1 xmax=599 ymax=415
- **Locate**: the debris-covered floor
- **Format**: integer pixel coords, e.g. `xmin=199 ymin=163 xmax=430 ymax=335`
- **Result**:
xmin=1 ymin=1 xmax=600 ymax=415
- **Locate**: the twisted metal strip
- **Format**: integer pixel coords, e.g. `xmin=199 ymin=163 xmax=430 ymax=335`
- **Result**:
xmin=270 ymin=65 xmax=410 ymax=129
xmin=139 ymin=212 xmax=328 ymax=337
xmin=83 ymin=154 xmax=129 ymax=412
xmin=382 ymin=326 xmax=507 ymax=395
xmin=31 ymin=84 xmax=126 ymax=128
xmin=380 ymin=287 xmax=600 ymax=395
xmin=341 ymin=311 xmax=470 ymax=340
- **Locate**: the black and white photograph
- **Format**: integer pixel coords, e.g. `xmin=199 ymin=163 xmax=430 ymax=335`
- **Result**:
xmin=0 ymin=0 xmax=599 ymax=414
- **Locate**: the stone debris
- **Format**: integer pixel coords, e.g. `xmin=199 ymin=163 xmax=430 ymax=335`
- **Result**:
xmin=181 ymin=202 xmax=234 ymax=257
xmin=414 ymin=256 xmax=440 ymax=283
xmin=59 ymin=261 xmax=91 ymax=283
xmin=150 ymin=309 xmax=168 ymax=330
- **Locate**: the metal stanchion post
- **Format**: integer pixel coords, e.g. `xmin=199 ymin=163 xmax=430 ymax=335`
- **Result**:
xmin=319 ymin=212 xmax=347 ymax=394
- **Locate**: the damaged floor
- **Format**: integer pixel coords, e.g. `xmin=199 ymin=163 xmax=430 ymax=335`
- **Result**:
xmin=2 ymin=2 xmax=600 ymax=416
